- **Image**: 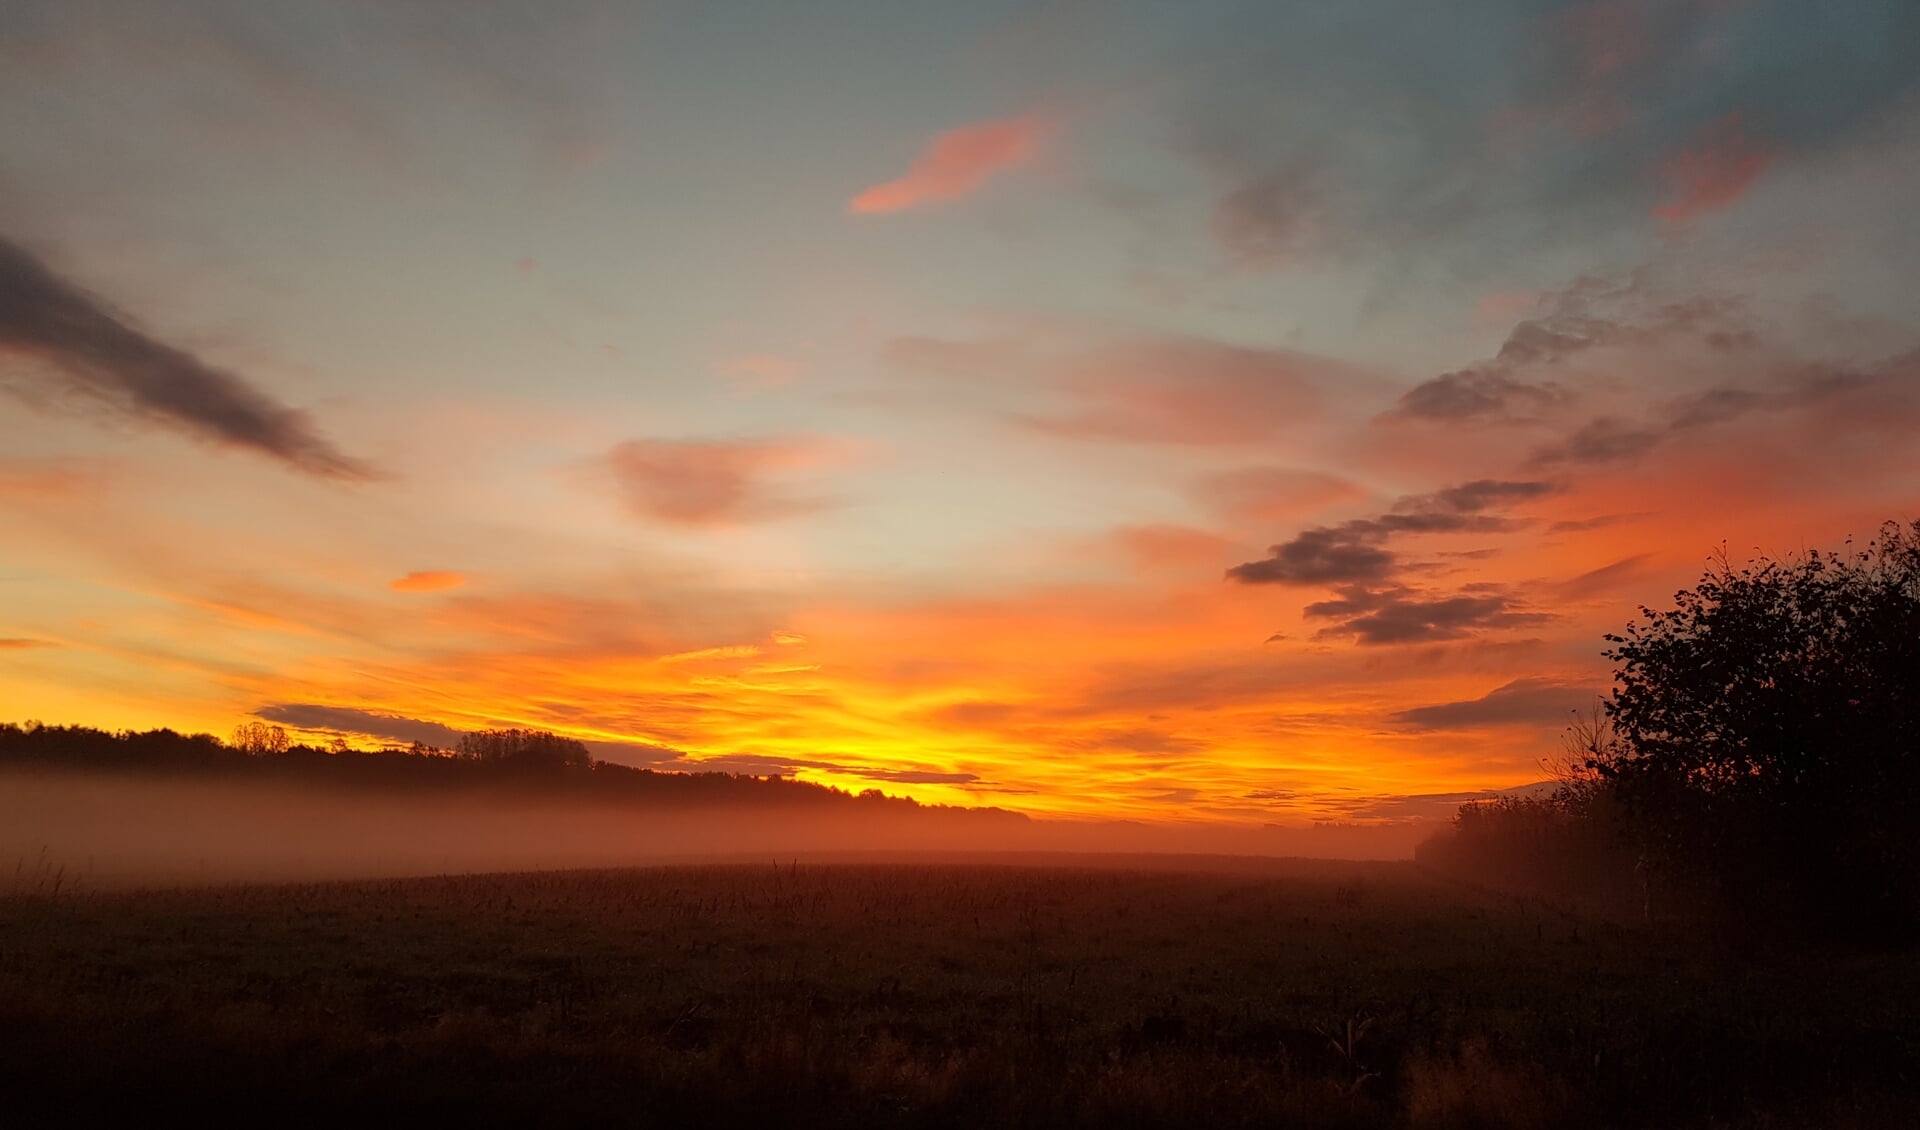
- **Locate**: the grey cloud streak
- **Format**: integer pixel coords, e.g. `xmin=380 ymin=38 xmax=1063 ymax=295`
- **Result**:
xmin=1229 ymin=480 xmax=1559 ymax=646
xmin=1386 ymin=281 xmax=1757 ymax=425
xmin=1389 ymin=677 xmax=1602 ymax=730
xmin=1303 ymin=584 xmax=1551 ymax=646
xmin=1227 ymin=479 xmax=1556 ymax=586
xmin=255 ymin=704 xmax=464 ymax=747
xmin=0 ymin=236 xmax=370 ymax=478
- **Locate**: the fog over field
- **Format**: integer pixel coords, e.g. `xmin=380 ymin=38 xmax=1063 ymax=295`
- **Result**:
xmin=1 ymin=770 xmax=1430 ymax=889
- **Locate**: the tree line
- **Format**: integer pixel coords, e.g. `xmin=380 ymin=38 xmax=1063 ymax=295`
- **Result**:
xmin=1419 ymin=519 xmax=1920 ymax=940
xmin=0 ymin=721 xmax=1022 ymax=823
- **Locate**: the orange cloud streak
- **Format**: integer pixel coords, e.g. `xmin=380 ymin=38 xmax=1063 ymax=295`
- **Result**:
xmin=849 ymin=114 xmax=1046 ymax=214
xmin=390 ymin=571 xmax=467 ymax=593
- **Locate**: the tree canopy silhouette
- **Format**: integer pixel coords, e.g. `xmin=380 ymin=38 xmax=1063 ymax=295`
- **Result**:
xmin=1420 ymin=520 xmax=1920 ymax=938
xmin=0 ymin=721 xmax=1027 ymax=829
xmin=1591 ymin=520 xmax=1920 ymax=933
xmin=456 ymin=727 xmax=593 ymax=770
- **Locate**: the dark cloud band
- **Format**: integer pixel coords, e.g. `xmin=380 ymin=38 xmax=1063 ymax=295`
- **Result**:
xmin=0 ymin=236 xmax=369 ymax=478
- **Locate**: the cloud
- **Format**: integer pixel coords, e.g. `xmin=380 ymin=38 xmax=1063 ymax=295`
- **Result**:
xmin=0 ymin=236 xmax=370 ymax=477
xmin=1107 ymin=524 xmax=1234 ymax=574
xmin=254 ymin=704 xmax=466 ymax=747
xmin=1531 ymin=369 xmax=1883 ymax=467
xmin=1654 ymin=112 xmax=1773 ymax=222
xmin=930 ymin=701 xmax=1020 ymax=729
xmin=1548 ymin=513 xmax=1646 ymax=533
xmin=596 ymin=437 xmax=837 ymax=526
xmin=881 ymin=327 xmax=1368 ymax=447
xmin=1474 ymin=292 xmax=1541 ymax=325
xmin=657 ymin=751 xmax=978 ymax=786
xmin=1242 ymin=788 xmax=1300 ymax=803
xmin=848 ymin=114 xmax=1046 ymax=214
xmin=1073 ymin=727 xmax=1207 ymax=756
xmin=858 ymin=767 xmax=981 ymax=785
xmin=1228 ymin=479 xmax=1559 ymax=644
xmin=1385 ymin=279 xmax=1755 ymax=424
xmin=1321 ymin=783 xmax=1556 ymax=822
xmin=714 ymin=353 xmax=801 ymax=388
xmin=0 ymin=637 xmax=55 ymax=650
xmin=1227 ymin=479 xmax=1556 ymax=586
xmin=1428 ymin=480 xmax=1557 ymax=512
xmin=1303 ymin=585 xmax=1551 ymax=646
xmin=1210 ymin=160 xmax=1328 ymax=266
xmin=1188 ymin=466 xmax=1364 ymax=524
xmin=1389 ymin=677 xmax=1602 ymax=730
xmin=390 ymin=571 xmax=467 ymax=593
xmin=1227 ymin=526 xmax=1398 ymax=586
xmin=1389 ymin=273 xmax=1905 ymax=469
xmin=0 ymin=456 xmax=108 ymax=500
xmin=1556 ymin=554 xmax=1656 ymax=599
xmin=1666 ymin=386 xmax=1765 ymax=430
xmin=1018 ymin=337 xmax=1342 ymax=446
xmin=1531 ymin=417 xmax=1663 ymax=465
xmin=1180 ymin=0 xmax=1918 ymax=277
xmin=1390 ymin=370 xmax=1570 ymax=423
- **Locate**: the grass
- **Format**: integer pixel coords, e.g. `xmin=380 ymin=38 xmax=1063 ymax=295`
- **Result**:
xmin=2 ymin=859 xmax=1915 ymax=1128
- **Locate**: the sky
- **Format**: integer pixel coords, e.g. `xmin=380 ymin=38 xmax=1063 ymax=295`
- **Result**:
xmin=1 ymin=0 xmax=1916 ymax=825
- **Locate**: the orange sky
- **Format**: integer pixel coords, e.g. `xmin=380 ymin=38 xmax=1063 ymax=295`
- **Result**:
xmin=1 ymin=2 xmax=1916 ymax=824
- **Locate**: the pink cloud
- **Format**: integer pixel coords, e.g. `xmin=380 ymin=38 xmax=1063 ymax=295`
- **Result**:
xmin=1189 ymin=467 xmax=1367 ymax=526
xmin=848 ymin=114 xmax=1046 ymax=214
xmin=1473 ymin=291 xmax=1541 ymax=326
xmin=715 ymin=354 xmax=802 ymax=389
xmin=1108 ymin=525 xmax=1236 ymax=576
xmin=1023 ymin=338 xmax=1346 ymax=446
xmin=1654 ymin=113 xmax=1773 ymax=222
xmin=880 ymin=328 xmax=1374 ymax=447
xmin=600 ymin=437 xmax=839 ymax=526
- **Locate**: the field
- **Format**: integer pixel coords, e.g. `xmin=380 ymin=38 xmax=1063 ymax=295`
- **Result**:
xmin=3 ymin=859 xmax=1916 ymax=1128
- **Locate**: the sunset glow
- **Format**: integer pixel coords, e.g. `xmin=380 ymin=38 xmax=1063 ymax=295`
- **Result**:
xmin=2 ymin=1 xmax=1916 ymax=826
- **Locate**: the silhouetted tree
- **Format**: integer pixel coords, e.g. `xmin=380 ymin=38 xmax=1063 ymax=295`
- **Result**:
xmin=456 ymin=728 xmax=593 ymax=771
xmin=1595 ymin=520 xmax=1920 ymax=935
xmin=230 ymin=721 xmax=290 ymax=755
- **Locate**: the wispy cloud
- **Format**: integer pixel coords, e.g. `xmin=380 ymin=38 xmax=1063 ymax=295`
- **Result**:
xmin=1384 ymin=278 xmax=1751 ymax=425
xmin=884 ymin=328 xmax=1367 ymax=447
xmin=390 ymin=571 xmax=467 ymax=594
xmin=595 ymin=437 xmax=840 ymax=526
xmin=0 ymin=455 xmax=111 ymax=500
xmin=1654 ymin=112 xmax=1773 ymax=222
xmin=0 ymin=638 xmax=56 ymax=650
xmin=849 ymin=114 xmax=1046 ymax=214
xmin=713 ymin=353 xmax=802 ymax=389
xmin=1189 ymin=466 xmax=1366 ymax=526
xmin=255 ymin=704 xmax=465 ymax=748
xmin=1389 ymin=677 xmax=1601 ymax=730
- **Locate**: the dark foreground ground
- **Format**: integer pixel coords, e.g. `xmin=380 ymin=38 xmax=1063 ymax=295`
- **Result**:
xmin=2 ymin=860 xmax=1915 ymax=1129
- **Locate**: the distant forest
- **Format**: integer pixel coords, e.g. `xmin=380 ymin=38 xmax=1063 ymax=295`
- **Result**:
xmin=0 ymin=722 xmax=1026 ymax=825
xmin=1419 ymin=520 xmax=1920 ymax=942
